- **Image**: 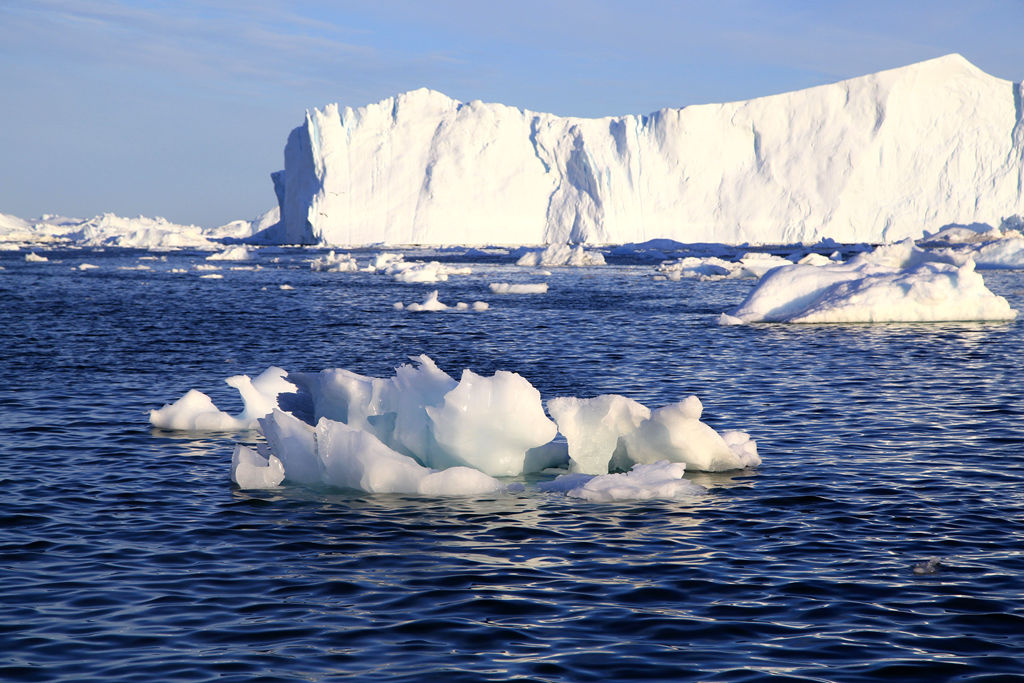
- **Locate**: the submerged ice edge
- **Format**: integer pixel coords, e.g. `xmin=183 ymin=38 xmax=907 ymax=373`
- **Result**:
xmin=151 ymin=355 xmax=759 ymax=499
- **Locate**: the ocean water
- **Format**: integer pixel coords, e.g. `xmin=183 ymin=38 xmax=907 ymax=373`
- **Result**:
xmin=2 ymin=247 xmax=1023 ymax=681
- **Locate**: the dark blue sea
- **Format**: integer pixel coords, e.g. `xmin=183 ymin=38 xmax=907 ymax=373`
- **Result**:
xmin=2 ymin=246 xmax=1023 ymax=681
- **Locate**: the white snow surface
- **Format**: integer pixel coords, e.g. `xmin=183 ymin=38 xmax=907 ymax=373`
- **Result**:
xmin=269 ymin=55 xmax=1024 ymax=247
xmin=726 ymin=240 xmax=1018 ymax=323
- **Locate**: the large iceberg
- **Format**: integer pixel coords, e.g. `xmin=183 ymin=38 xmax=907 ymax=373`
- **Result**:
xmin=267 ymin=54 xmax=1024 ymax=247
xmin=724 ymin=240 xmax=1018 ymax=324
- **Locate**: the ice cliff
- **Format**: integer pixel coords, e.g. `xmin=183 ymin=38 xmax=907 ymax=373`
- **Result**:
xmin=267 ymin=54 xmax=1024 ymax=247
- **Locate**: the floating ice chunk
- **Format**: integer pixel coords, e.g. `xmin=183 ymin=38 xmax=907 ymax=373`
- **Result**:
xmin=206 ymin=245 xmax=253 ymax=261
xmin=149 ymin=389 xmax=243 ymax=431
xmin=656 ymin=256 xmax=734 ymax=281
xmin=259 ymin=409 xmax=320 ymax=485
xmin=77 ymin=263 xmax=99 ymax=270
xmin=965 ymin=239 xmax=1024 ymax=269
xmin=726 ymin=240 xmax=1017 ymax=323
xmin=310 ymin=250 xmax=358 ymax=272
xmin=455 ymin=301 xmax=489 ymax=311
xmin=150 ymin=367 xmax=294 ymax=431
xmin=547 ymin=394 xmax=651 ymax=474
xmin=397 ymin=290 xmax=487 ymax=312
xmin=427 ymin=369 xmax=558 ymax=476
xmin=402 ymin=290 xmax=449 ymax=311
xmin=316 ymin=418 xmax=430 ymax=493
xmin=611 ymin=396 xmax=757 ymax=472
xmin=25 ymin=252 xmax=48 ymax=262
xmin=200 ymin=273 xmax=224 ymax=279
xmin=314 ymin=418 xmax=502 ymax=494
xmin=194 ymin=264 xmax=220 ymax=271
xmin=797 ymin=253 xmax=834 ymax=266
xmin=231 ymin=444 xmax=285 ymax=489
xmin=284 ymin=356 xmax=561 ymax=477
xmin=489 ymin=282 xmax=549 ymax=294
xmin=516 ymin=244 xmax=605 ymax=267
xmin=737 ymin=253 xmax=794 ymax=278
xmin=418 ymin=465 xmax=503 ymax=495
xmin=539 ymin=461 xmax=706 ymax=501
xmin=279 ymin=284 xmax=294 ymax=290
xmin=721 ymin=430 xmax=760 ymax=468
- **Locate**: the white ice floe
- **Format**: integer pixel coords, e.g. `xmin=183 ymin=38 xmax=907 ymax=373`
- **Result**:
xmin=725 ymin=240 xmax=1017 ymax=323
xmin=231 ymin=444 xmax=285 ymax=489
xmin=25 ymin=252 xmax=49 ymax=263
xmin=548 ymin=393 xmax=759 ymax=474
xmin=76 ymin=263 xmax=99 ymax=270
xmin=149 ymin=367 xmax=295 ymax=431
xmin=489 ymin=282 xmax=549 ymax=294
xmin=286 ymin=356 xmax=556 ymax=478
xmin=159 ymin=356 xmax=758 ymax=496
xmin=547 ymin=394 xmax=651 ymax=474
xmin=206 ymin=245 xmax=253 ymax=261
xmin=241 ymin=410 xmax=503 ymax=494
xmin=656 ymin=253 xmax=793 ymax=281
xmin=537 ymin=461 xmax=706 ymax=501
xmin=516 ymin=244 xmax=606 ymax=267
xmin=394 ymin=290 xmax=488 ymax=312
xmin=310 ymin=250 xmax=358 ymax=272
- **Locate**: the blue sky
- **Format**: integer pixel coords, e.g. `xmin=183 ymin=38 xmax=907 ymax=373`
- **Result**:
xmin=2 ymin=0 xmax=1022 ymax=227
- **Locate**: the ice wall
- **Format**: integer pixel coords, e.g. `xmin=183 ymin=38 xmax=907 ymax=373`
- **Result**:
xmin=270 ymin=54 xmax=1024 ymax=247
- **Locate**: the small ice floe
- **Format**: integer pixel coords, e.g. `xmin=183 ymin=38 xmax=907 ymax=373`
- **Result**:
xmin=200 ymin=273 xmax=224 ymax=279
xmin=310 ymin=250 xmax=358 ymax=272
xmin=656 ymin=253 xmax=793 ymax=281
xmin=245 ymin=410 xmax=503 ymax=494
xmin=25 ymin=252 xmax=48 ymax=262
xmin=489 ymin=282 xmax=549 ymax=294
xmin=912 ymin=557 xmax=943 ymax=575
xmin=394 ymin=290 xmax=488 ymax=312
xmin=723 ymin=240 xmax=1017 ymax=323
xmin=76 ymin=263 xmax=99 ymax=270
xmin=206 ymin=245 xmax=253 ymax=261
xmin=537 ymin=461 xmax=706 ymax=502
xmin=362 ymin=252 xmax=471 ymax=282
xmin=231 ymin=444 xmax=285 ymax=489
xmin=548 ymin=393 xmax=759 ymax=474
xmin=516 ymin=243 xmax=605 ymax=267
xmin=150 ymin=367 xmax=295 ymax=431
xmin=158 ymin=356 xmax=760 ymax=497
xmin=194 ymin=264 xmax=220 ymax=271
xmin=279 ymin=284 xmax=294 ymax=290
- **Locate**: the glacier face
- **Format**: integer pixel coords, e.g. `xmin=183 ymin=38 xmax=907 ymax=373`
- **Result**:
xmin=269 ymin=54 xmax=1024 ymax=246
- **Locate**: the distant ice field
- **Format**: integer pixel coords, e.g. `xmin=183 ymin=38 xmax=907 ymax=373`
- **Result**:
xmin=2 ymin=246 xmax=1024 ymax=681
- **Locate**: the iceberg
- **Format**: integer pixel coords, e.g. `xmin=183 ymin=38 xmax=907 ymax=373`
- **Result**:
xmin=149 ymin=367 xmax=294 ymax=431
xmin=268 ymin=55 xmax=1024 ymax=247
xmin=156 ymin=357 xmax=759 ymax=496
xmin=725 ymin=240 xmax=1017 ymax=323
